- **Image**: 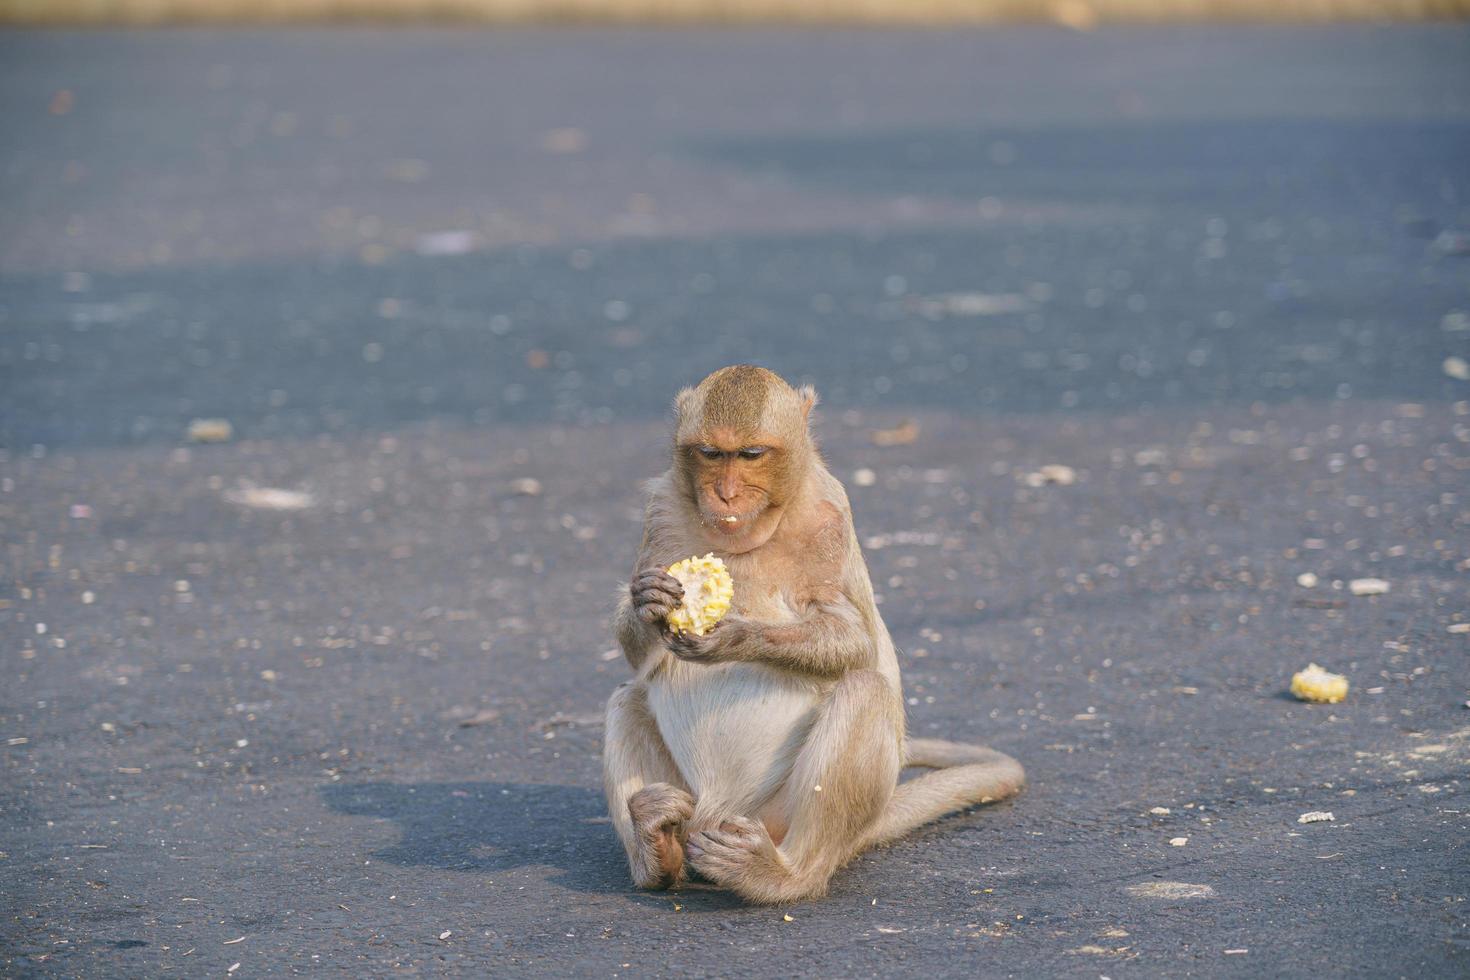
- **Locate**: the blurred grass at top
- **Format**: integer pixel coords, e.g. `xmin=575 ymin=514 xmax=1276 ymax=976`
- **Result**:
xmin=3 ymin=0 xmax=1468 ymax=25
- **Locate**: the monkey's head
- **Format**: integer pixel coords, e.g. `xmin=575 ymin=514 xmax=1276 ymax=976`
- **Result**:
xmin=673 ymin=365 xmax=817 ymax=547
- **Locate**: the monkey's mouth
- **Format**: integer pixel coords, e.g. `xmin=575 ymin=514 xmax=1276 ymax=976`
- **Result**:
xmin=710 ymin=513 xmax=747 ymax=533
xmin=704 ymin=502 xmax=765 ymax=533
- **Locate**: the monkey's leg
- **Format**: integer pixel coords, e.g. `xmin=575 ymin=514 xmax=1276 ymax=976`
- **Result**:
xmin=603 ymin=682 xmax=694 ymax=890
xmin=861 ymin=738 xmax=1025 ymax=849
xmin=685 ymin=670 xmax=901 ymax=904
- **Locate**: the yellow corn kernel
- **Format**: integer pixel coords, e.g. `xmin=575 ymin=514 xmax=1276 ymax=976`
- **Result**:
xmin=665 ymin=554 xmax=734 ymax=636
xmin=1290 ymin=663 xmax=1348 ymax=703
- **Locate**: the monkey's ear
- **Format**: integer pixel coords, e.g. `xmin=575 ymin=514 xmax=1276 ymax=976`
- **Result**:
xmin=797 ymin=384 xmax=819 ymax=419
xmin=674 ymin=386 xmax=697 ymax=418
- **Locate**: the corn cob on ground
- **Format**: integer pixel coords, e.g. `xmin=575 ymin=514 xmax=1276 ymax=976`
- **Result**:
xmin=1290 ymin=663 xmax=1349 ymax=703
xmin=665 ymin=554 xmax=734 ymax=636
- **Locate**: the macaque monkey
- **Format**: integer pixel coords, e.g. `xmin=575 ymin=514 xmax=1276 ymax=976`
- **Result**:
xmin=603 ymin=365 xmax=1024 ymax=903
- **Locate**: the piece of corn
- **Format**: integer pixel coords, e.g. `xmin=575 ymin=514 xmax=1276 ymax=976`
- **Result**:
xmin=665 ymin=553 xmax=734 ymax=636
xmin=1290 ymin=663 xmax=1349 ymax=704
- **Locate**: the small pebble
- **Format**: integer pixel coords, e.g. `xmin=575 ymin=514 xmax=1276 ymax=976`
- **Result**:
xmin=870 ymin=421 xmax=919 ymax=447
xmin=1025 ymin=464 xmax=1077 ymax=487
xmin=186 ymin=418 xmax=233 ymax=443
xmin=1125 ymin=881 xmax=1215 ymax=900
xmin=1434 ymin=229 xmax=1470 ymax=255
xmin=852 ymin=468 xmax=877 ymax=487
xmin=1297 ymin=811 xmax=1335 ymax=824
xmin=224 ymin=486 xmax=313 ymax=511
xmin=415 ymin=230 xmax=482 ymax=257
xmin=511 ymin=477 xmax=543 ymax=497
xmin=1296 ymin=572 xmax=1319 ymax=588
xmin=1348 ymin=578 xmax=1390 ymax=596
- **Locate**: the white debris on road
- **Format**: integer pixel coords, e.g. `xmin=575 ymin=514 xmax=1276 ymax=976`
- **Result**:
xmin=186 ymin=418 xmax=233 ymax=443
xmin=510 ymin=477 xmax=544 ymax=496
xmin=1348 ymin=578 xmax=1390 ymax=596
xmin=223 ymin=485 xmax=314 ymax=511
xmin=1125 ymin=881 xmax=1215 ymax=900
xmin=1025 ymin=464 xmax=1077 ymax=487
xmin=415 ymin=230 xmax=483 ymax=256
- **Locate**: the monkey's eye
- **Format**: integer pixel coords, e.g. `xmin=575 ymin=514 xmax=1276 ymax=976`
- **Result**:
xmin=697 ymin=446 xmax=723 ymax=460
xmin=738 ymin=447 xmax=768 ymax=460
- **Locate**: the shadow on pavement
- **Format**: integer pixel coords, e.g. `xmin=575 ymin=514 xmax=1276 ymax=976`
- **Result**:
xmin=321 ymin=780 xmax=771 ymax=910
xmin=323 ymin=781 xmax=624 ymax=891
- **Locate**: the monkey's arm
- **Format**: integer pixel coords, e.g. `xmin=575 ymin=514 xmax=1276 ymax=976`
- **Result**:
xmin=737 ymin=593 xmax=874 ymax=676
xmin=615 ymin=591 xmax=665 ymax=671
xmin=668 ymin=589 xmax=873 ymax=677
xmin=617 ymin=528 xmax=685 ymax=671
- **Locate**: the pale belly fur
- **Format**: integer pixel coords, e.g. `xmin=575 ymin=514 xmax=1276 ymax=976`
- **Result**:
xmin=644 ymin=656 xmax=824 ymax=822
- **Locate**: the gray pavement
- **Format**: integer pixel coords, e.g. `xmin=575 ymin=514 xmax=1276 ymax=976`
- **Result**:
xmin=2 ymin=25 xmax=1469 ymax=977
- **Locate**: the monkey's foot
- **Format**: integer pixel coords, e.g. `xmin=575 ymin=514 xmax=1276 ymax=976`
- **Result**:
xmin=628 ymin=783 xmax=695 ymax=890
xmin=685 ymin=816 xmax=806 ymax=902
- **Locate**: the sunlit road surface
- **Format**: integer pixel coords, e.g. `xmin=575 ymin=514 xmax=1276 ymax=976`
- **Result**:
xmin=2 ymin=26 xmax=1468 ymax=976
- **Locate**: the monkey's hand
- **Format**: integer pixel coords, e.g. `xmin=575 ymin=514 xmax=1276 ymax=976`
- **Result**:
xmin=631 ymin=567 xmax=684 ymax=626
xmin=662 ymin=616 xmax=748 ymax=664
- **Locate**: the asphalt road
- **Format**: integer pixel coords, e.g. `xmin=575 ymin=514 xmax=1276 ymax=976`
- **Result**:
xmin=2 ymin=25 xmax=1469 ymax=978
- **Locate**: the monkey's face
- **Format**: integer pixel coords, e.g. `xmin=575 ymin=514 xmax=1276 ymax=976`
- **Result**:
xmin=681 ymin=433 xmax=791 ymax=536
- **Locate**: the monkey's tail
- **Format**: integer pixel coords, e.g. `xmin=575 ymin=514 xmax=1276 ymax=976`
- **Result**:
xmin=860 ymin=738 xmax=1025 ymax=850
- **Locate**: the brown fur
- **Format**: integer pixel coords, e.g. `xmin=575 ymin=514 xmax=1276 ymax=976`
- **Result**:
xmin=699 ymin=364 xmax=771 ymax=433
xmin=604 ymin=366 xmax=1024 ymax=903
